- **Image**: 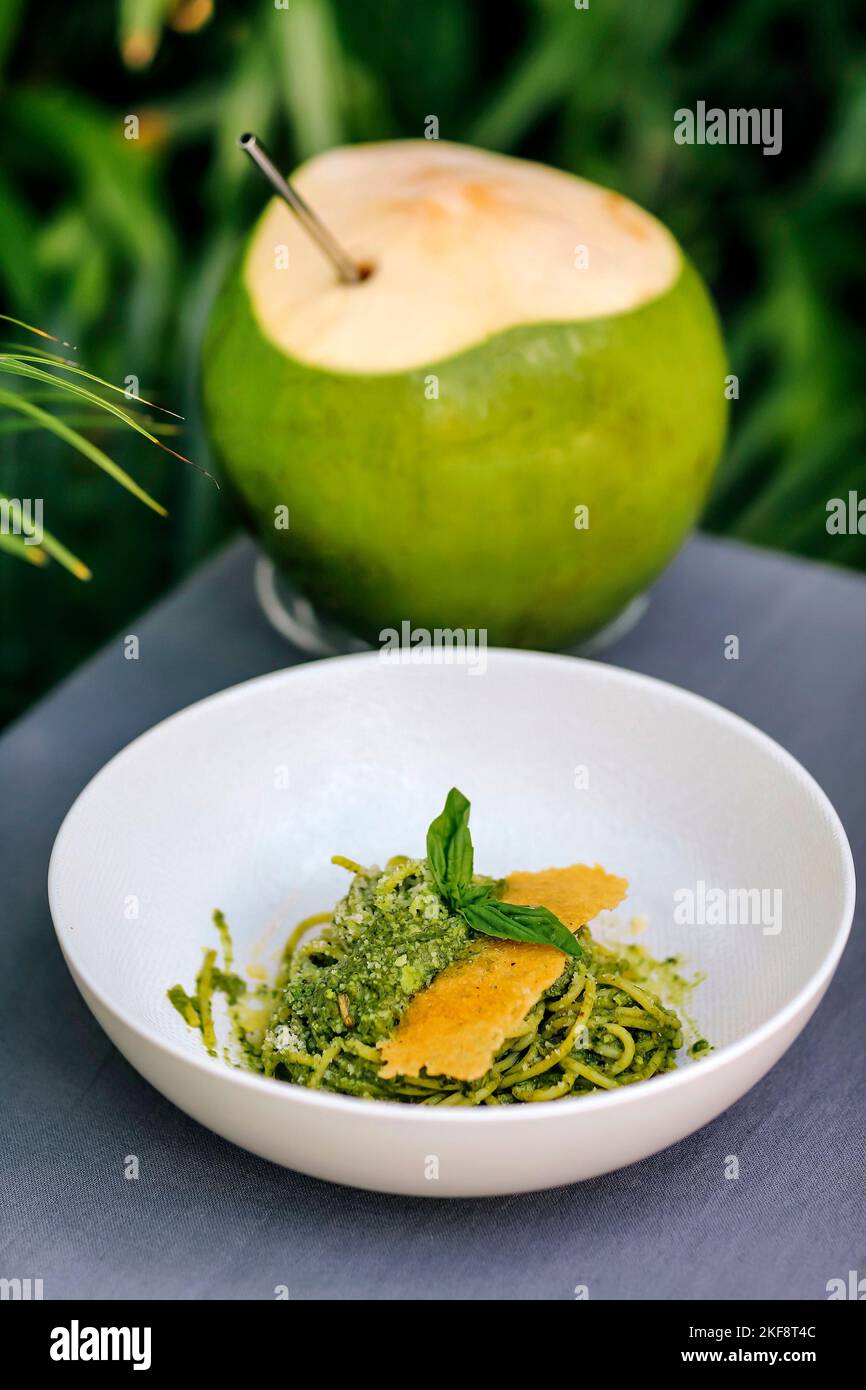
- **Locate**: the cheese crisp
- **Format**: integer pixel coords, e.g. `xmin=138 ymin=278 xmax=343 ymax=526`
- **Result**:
xmin=378 ymin=865 xmax=627 ymax=1081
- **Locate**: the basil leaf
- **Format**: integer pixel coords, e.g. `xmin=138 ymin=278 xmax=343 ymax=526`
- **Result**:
xmin=426 ymin=790 xmax=579 ymax=959
xmin=453 ymin=882 xmax=493 ymax=908
xmin=461 ymin=900 xmax=583 ymax=959
xmin=426 ymin=787 xmax=474 ymax=901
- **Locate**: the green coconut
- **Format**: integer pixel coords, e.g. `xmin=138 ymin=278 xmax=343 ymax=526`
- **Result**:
xmin=203 ymin=140 xmax=727 ymax=647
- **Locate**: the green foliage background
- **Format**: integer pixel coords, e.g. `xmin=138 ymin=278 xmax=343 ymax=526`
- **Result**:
xmin=1 ymin=0 xmax=864 ymax=726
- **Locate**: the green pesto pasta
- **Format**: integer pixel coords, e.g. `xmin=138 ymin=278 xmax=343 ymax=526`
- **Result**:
xmin=256 ymin=857 xmax=696 ymax=1104
xmin=170 ymin=796 xmax=708 ymax=1105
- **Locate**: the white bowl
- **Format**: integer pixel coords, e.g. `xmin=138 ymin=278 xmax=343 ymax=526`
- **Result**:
xmin=48 ymin=652 xmax=855 ymax=1197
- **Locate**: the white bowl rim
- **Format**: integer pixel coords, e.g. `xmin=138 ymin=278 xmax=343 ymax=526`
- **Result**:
xmin=48 ymin=648 xmax=856 ymax=1128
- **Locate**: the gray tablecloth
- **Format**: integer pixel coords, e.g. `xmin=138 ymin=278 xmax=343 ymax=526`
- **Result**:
xmin=2 ymin=535 xmax=864 ymax=1301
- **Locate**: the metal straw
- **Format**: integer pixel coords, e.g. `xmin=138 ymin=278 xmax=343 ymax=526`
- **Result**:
xmin=238 ymin=132 xmax=364 ymax=285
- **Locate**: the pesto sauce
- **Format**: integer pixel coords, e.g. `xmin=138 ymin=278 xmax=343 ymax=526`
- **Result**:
xmin=265 ymin=860 xmax=479 ymax=1058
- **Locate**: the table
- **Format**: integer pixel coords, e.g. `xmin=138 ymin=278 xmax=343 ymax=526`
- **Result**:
xmin=2 ymin=535 xmax=864 ymax=1300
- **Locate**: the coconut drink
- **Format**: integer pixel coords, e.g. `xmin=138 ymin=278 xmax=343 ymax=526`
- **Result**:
xmin=202 ymin=140 xmax=727 ymax=648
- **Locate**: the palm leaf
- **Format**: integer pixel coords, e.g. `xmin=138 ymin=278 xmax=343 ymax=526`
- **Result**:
xmin=0 ymin=389 xmax=167 ymax=515
xmin=0 ymin=314 xmax=202 ymax=575
xmin=1 ymin=359 xmax=193 ymax=465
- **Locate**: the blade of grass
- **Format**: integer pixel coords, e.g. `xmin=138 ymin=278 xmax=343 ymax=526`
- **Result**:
xmin=0 ymin=313 xmax=73 ymax=348
xmin=0 ymin=492 xmax=90 ymax=578
xmin=0 ymin=321 xmax=182 ymax=420
xmin=5 ymin=352 xmax=184 ymax=419
xmin=0 ymin=412 xmax=179 ymax=435
xmin=0 ymin=389 xmax=167 ymax=516
xmin=0 ymin=531 xmax=47 ymax=567
xmin=270 ymin=0 xmax=347 ymax=157
xmin=0 ymin=360 xmax=202 ymax=475
xmin=119 ymin=0 xmax=174 ymax=70
xmin=29 ymin=529 xmax=92 ymax=580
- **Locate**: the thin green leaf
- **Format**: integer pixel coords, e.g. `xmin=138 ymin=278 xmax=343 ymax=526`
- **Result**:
xmin=0 ymin=313 xmax=73 ymax=348
xmin=25 ymin=530 xmax=91 ymax=580
xmin=0 ymin=320 xmax=183 ymax=426
xmin=0 ymin=491 xmax=90 ymax=578
xmin=119 ymin=0 xmax=173 ymax=71
xmin=4 ymin=350 xmax=183 ymax=419
xmin=0 ymin=360 xmax=191 ymax=463
xmin=271 ymin=0 xmax=347 ymax=157
xmin=0 ymin=390 xmax=167 ymax=516
xmin=0 ymin=530 xmax=47 ymax=568
xmin=0 ymin=412 xmax=178 ymax=435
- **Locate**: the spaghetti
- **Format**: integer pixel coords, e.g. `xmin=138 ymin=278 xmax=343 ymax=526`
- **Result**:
xmin=259 ymin=856 xmax=691 ymax=1105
